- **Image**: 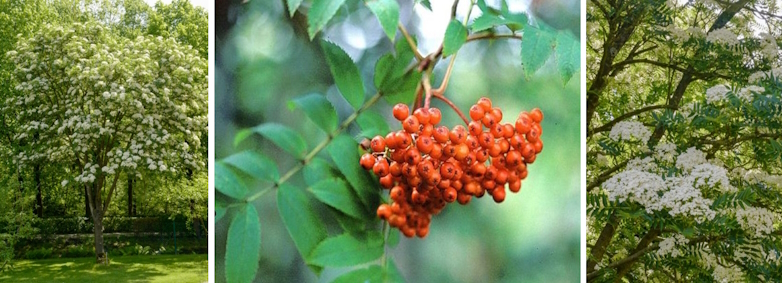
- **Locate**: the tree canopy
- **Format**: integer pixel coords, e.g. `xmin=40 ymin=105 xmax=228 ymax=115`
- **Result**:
xmin=587 ymin=0 xmax=782 ymax=281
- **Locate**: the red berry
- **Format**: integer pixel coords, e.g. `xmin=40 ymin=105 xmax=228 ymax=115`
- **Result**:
xmin=477 ymin=97 xmax=492 ymax=111
xmin=393 ymin=104 xmax=409 ymax=121
xmin=371 ymin=135 xmax=386 ymax=152
xmin=403 ymin=116 xmax=420 ymax=133
xmin=360 ymin=153 xmax=375 ymax=170
xmin=469 ymin=104 xmax=485 ymax=121
xmin=413 ymin=108 xmax=430 ymax=125
xmin=530 ymin=108 xmax=543 ymax=123
xmin=428 ymin=108 xmax=442 ymax=124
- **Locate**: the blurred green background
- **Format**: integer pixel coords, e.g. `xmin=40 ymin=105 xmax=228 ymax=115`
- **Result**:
xmin=215 ymin=0 xmax=580 ymax=282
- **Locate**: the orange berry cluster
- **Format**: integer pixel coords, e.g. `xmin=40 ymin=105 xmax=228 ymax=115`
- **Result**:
xmin=359 ymin=97 xmax=543 ymax=238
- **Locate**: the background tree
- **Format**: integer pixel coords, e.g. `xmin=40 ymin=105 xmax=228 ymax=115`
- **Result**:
xmin=586 ymin=0 xmax=782 ymax=281
xmin=2 ymin=21 xmax=207 ymax=263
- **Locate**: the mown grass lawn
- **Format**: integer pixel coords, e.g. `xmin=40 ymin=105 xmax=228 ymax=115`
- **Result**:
xmin=0 ymin=254 xmax=207 ymax=282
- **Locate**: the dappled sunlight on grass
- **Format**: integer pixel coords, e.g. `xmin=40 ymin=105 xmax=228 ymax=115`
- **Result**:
xmin=0 ymin=254 xmax=207 ymax=282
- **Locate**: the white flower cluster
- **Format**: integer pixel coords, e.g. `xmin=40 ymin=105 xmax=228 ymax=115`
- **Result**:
xmin=705 ymin=85 xmax=730 ymax=103
xmin=596 ymin=154 xmax=609 ymax=167
xmin=759 ymin=33 xmax=779 ymax=59
xmin=660 ymin=179 xmax=716 ymax=222
xmin=626 ymin=156 xmax=656 ymax=172
xmin=604 ymin=170 xmax=667 ymax=213
xmin=689 ymin=163 xmax=735 ymax=192
xmin=736 ymin=85 xmax=764 ymax=101
xmin=656 ymin=233 xmax=687 ymax=257
xmin=655 ymin=142 xmax=677 ymax=162
xmin=706 ymin=28 xmax=739 ymax=47
xmin=675 ymin=147 xmax=707 ymax=172
xmin=609 ymin=121 xmax=651 ymax=143
xmin=732 ymin=168 xmax=782 ymax=189
xmin=713 ymin=264 xmax=743 ymax=283
xmin=735 ymin=206 xmax=776 ymax=237
xmin=748 ymin=67 xmax=782 ymax=83
xmin=661 ymin=25 xmax=705 ymax=43
xmin=2 ymin=21 xmax=208 ymax=186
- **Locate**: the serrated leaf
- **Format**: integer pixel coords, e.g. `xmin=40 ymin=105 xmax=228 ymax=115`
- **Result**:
xmin=309 ymin=178 xmax=366 ymax=219
xmin=238 ymin=123 xmax=307 ymax=159
xmin=521 ymin=24 xmax=556 ymax=76
xmin=288 ymin=93 xmax=338 ymax=133
xmin=286 ymin=0 xmax=303 ymax=17
xmin=333 ymin=265 xmax=383 ymax=283
xmin=366 ymin=0 xmax=399 ymax=41
xmin=321 ymin=40 xmax=365 ymax=110
xmin=328 ymin=135 xmax=380 ymax=210
xmin=277 ymin=184 xmax=328 ymax=273
xmin=225 ymin=204 xmax=261 ymax=283
xmin=471 ymin=13 xmax=512 ymax=32
xmin=308 ymin=0 xmax=347 ymax=39
xmin=215 ymin=162 xmax=247 ymax=199
xmin=308 ymin=232 xmax=384 ymax=267
xmin=442 ymin=20 xmax=468 ymax=57
xmin=331 ymin=208 xmax=371 ymax=235
xmin=357 ymin=110 xmax=390 ymax=139
xmin=304 ymin=157 xmax=341 ymax=187
xmin=374 ymin=39 xmax=419 ymax=104
xmin=555 ymin=31 xmax=579 ymax=84
xmin=223 ymin=150 xmax=279 ymax=182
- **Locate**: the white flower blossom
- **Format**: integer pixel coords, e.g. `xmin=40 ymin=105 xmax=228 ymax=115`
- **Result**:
xmin=609 ymin=121 xmax=651 ymax=143
xmin=675 ymin=147 xmax=707 ymax=172
xmin=706 ymin=28 xmax=739 ymax=46
xmin=657 ymin=234 xmax=687 ymax=257
xmin=706 ymin=85 xmax=730 ymax=103
xmin=735 ymin=206 xmax=776 ymax=237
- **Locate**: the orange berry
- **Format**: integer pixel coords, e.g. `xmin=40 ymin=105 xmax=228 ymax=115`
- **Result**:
xmin=530 ymin=108 xmax=543 ymax=123
xmin=450 ymin=126 xmax=467 ymax=144
xmin=469 ymin=104 xmax=485 ymax=121
xmin=433 ymin=126 xmax=450 ymax=143
xmin=396 ymin=131 xmax=411 ymax=148
xmin=389 ymin=161 xmax=402 ymax=176
xmin=377 ymin=204 xmax=392 ymax=219
xmin=516 ymin=112 xmax=532 ymax=135
xmin=393 ymin=103 xmax=409 ymax=121
xmin=492 ymin=187 xmax=506 ymax=203
xmin=491 ymin=107 xmax=503 ymax=122
xmin=443 ymin=187 xmax=457 ymax=202
xmin=477 ymin=97 xmax=492 ymax=111
xmin=370 ymin=135 xmax=386 ymax=152
xmin=379 ymin=174 xmax=394 ymax=188
xmin=457 ymin=192 xmax=472 ymax=204
xmin=413 ymin=108 xmax=430 ymax=125
xmin=468 ymin=120 xmax=483 ymax=136
xmin=453 ymin=144 xmax=469 ymax=161
xmin=428 ymin=108 xmax=442 ymax=124
xmin=403 ymin=116 xmax=420 ymax=133
xmin=509 ymin=179 xmax=521 ymax=193
xmin=482 ymin=113 xmax=497 ymax=128
xmin=416 ymin=135 xmax=434 ymax=154
xmin=373 ymin=158 xmax=390 ymax=176
xmin=405 ymin=148 xmax=421 ymax=164
xmin=360 ymin=153 xmax=375 ymax=170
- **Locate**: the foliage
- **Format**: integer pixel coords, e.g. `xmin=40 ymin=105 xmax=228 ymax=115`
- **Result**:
xmin=586 ymin=0 xmax=782 ymax=281
xmin=216 ymin=0 xmax=580 ymax=282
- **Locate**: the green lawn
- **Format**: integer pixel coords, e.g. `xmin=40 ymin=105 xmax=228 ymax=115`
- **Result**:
xmin=0 ymin=254 xmax=207 ymax=282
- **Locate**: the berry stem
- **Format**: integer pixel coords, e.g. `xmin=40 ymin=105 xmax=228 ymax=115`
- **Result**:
xmin=243 ymin=91 xmax=385 ymax=204
xmin=432 ymin=53 xmax=457 ymax=96
xmin=433 ymin=93 xmax=469 ymax=125
xmin=398 ymin=23 xmax=424 ymax=62
xmin=422 ymin=71 xmax=433 ymax=109
xmin=414 ymin=81 xmax=423 ymax=109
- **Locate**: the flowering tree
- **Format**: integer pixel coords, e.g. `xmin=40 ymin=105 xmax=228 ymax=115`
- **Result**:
xmin=2 ymin=21 xmax=207 ymax=263
xmin=587 ymin=0 xmax=782 ymax=281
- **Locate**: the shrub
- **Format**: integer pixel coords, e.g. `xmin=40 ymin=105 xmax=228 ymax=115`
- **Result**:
xmin=25 ymin=247 xmax=52 ymax=259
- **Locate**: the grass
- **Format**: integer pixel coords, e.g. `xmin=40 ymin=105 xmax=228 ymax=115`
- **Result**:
xmin=0 ymin=254 xmax=207 ymax=283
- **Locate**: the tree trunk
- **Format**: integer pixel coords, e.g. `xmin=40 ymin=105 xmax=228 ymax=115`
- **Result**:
xmin=35 ymin=163 xmax=42 ymax=217
xmin=92 ymin=210 xmax=107 ymax=264
xmin=127 ymin=177 xmax=133 ymax=217
xmin=190 ymin=199 xmax=200 ymax=238
xmin=85 ymin=185 xmax=91 ymax=219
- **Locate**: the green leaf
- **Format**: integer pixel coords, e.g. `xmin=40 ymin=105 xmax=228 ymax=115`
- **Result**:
xmin=374 ymin=38 xmax=419 ymax=104
xmin=331 ymin=208 xmax=371 ymax=235
xmin=308 ymin=0 xmax=347 ymax=39
xmin=366 ymin=0 xmax=399 ymax=41
xmin=555 ymin=31 xmax=579 ymax=84
xmin=303 ymin=157 xmax=341 ymax=187
xmin=308 ymin=232 xmax=384 ymax=267
xmin=418 ymin=0 xmax=432 ymax=11
xmin=383 ymin=257 xmax=406 ymax=282
xmin=387 ymin=228 xmax=400 ymax=248
xmin=333 ymin=265 xmax=383 ymax=283
xmin=286 ymin=0 xmax=303 ymax=17
xmin=521 ymin=24 xmax=556 ymax=76
xmin=321 ymin=40 xmax=365 ymax=110
xmin=215 ymin=162 xmax=247 ymax=199
xmin=328 ymin=135 xmax=380 ymax=210
xmin=277 ymin=184 xmax=328 ymax=271
xmin=225 ymin=204 xmax=261 ymax=283
xmin=215 ymin=201 xmax=227 ymax=222
xmin=236 ymin=123 xmax=307 ymax=159
xmin=309 ymin=178 xmax=366 ymax=219
xmin=442 ymin=20 xmax=468 ymax=57
xmin=222 ymin=150 xmax=279 ymax=182
xmin=471 ymin=13 xmax=512 ymax=32
xmin=288 ymin=93 xmax=338 ymax=133
xmin=357 ymin=110 xmax=390 ymax=139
